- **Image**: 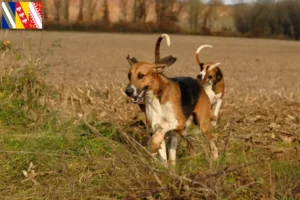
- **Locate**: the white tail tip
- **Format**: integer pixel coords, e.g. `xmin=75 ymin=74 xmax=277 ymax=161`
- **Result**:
xmin=161 ymin=33 xmax=171 ymax=46
xmin=196 ymin=45 xmax=213 ymax=54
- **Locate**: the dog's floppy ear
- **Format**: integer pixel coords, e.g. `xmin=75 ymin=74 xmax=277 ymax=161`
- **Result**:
xmin=152 ymin=63 xmax=168 ymax=74
xmin=154 ymin=55 xmax=177 ymax=67
xmin=199 ymin=63 xmax=204 ymax=71
xmin=126 ymin=55 xmax=139 ymax=66
xmin=216 ymin=67 xmax=223 ymax=82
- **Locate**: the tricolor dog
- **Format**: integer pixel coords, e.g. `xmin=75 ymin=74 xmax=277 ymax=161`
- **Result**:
xmin=196 ymin=45 xmax=225 ymax=126
xmin=127 ymin=34 xmax=176 ymax=136
xmin=125 ymin=38 xmax=218 ymax=166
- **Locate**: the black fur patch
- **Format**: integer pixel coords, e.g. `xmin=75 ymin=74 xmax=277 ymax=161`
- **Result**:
xmin=216 ymin=67 xmax=223 ymax=82
xmin=170 ymin=77 xmax=201 ymax=119
xmin=199 ymin=63 xmax=204 ymax=71
xmin=138 ymin=103 xmax=146 ymax=112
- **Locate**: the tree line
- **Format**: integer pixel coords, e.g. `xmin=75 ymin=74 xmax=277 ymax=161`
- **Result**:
xmin=43 ymin=0 xmax=300 ymax=40
xmin=234 ymin=0 xmax=300 ymax=39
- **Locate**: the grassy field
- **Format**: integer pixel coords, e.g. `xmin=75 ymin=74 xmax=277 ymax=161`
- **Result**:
xmin=0 ymin=31 xmax=299 ymax=199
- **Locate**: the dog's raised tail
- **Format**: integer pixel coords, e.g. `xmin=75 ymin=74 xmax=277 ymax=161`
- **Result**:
xmin=155 ymin=33 xmax=171 ymax=62
xmin=195 ymin=45 xmax=213 ymax=66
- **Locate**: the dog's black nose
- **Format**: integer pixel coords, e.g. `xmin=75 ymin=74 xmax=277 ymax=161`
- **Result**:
xmin=125 ymin=87 xmax=134 ymax=96
xmin=197 ymin=74 xmax=203 ymax=80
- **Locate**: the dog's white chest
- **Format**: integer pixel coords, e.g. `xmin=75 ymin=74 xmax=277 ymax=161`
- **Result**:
xmin=204 ymin=84 xmax=222 ymax=105
xmin=145 ymin=92 xmax=178 ymax=131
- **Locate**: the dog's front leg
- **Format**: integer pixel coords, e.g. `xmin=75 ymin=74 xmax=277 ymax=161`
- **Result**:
xmin=150 ymin=122 xmax=170 ymax=154
xmin=211 ymin=99 xmax=222 ymax=126
xmin=147 ymin=139 xmax=167 ymax=165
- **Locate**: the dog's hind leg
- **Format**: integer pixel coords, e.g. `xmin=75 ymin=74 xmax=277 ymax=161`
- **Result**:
xmin=168 ymin=131 xmax=178 ymax=167
xmin=194 ymin=96 xmax=218 ymax=160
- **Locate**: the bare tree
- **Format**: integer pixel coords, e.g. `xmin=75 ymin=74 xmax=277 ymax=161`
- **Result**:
xmin=64 ymin=0 xmax=70 ymax=21
xmin=155 ymin=0 xmax=176 ymax=24
xmin=87 ymin=0 xmax=98 ymax=21
xmin=188 ymin=0 xmax=201 ymax=32
xmin=43 ymin=0 xmax=48 ymax=20
xmin=233 ymin=1 xmax=251 ymax=34
xmin=201 ymin=0 xmax=222 ymax=33
xmin=233 ymin=0 xmax=300 ymax=39
xmin=102 ymin=0 xmax=110 ymax=25
xmin=133 ymin=0 xmax=154 ymax=23
xmin=119 ymin=0 xmax=128 ymax=21
xmin=53 ymin=0 xmax=61 ymax=22
xmin=77 ymin=0 xmax=84 ymax=22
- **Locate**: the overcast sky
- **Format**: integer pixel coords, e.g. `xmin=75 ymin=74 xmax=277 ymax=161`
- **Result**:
xmin=224 ymin=0 xmax=254 ymax=4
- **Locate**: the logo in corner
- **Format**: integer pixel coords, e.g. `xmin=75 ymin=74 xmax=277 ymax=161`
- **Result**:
xmin=2 ymin=2 xmax=42 ymax=30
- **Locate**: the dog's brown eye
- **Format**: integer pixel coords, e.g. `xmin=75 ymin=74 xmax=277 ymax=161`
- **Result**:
xmin=128 ymin=73 xmax=131 ymax=80
xmin=208 ymin=75 xmax=212 ymax=79
xmin=138 ymin=73 xmax=144 ymax=80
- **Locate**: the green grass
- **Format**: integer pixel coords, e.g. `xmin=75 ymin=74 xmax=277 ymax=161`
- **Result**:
xmin=0 ymin=94 xmax=299 ymax=199
xmin=0 ymin=117 xmax=124 ymax=199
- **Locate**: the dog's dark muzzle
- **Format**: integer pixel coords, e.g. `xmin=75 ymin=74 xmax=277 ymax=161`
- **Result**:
xmin=197 ymin=74 xmax=203 ymax=81
xmin=125 ymin=87 xmax=134 ymax=97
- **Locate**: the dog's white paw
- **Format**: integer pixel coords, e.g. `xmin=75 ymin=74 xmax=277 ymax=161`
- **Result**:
xmin=211 ymin=120 xmax=217 ymax=127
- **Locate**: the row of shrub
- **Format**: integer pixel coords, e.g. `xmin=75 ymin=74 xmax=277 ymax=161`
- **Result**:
xmin=43 ymin=20 xmax=181 ymax=34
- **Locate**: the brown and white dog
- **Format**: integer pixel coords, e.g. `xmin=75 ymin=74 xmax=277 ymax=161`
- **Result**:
xmin=127 ymin=34 xmax=176 ymax=136
xmin=124 ymin=40 xmax=218 ymax=167
xmin=196 ymin=45 xmax=225 ymax=126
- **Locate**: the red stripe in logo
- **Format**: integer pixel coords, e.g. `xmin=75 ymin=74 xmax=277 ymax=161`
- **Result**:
xmin=16 ymin=2 xmax=30 ymax=29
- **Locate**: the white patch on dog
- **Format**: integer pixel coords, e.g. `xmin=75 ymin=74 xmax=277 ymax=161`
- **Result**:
xmin=161 ymin=33 xmax=171 ymax=46
xmin=198 ymin=71 xmax=206 ymax=81
xmin=204 ymin=84 xmax=215 ymax=104
xmin=161 ymin=102 xmax=178 ymax=130
xmin=204 ymin=84 xmax=222 ymax=105
xmin=168 ymin=132 xmax=177 ymax=166
xmin=145 ymin=91 xmax=179 ymax=162
xmin=145 ymin=91 xmax=178 ymax=131
xmin=196 ymin=45 xmax=213 ymax=54
xmin=158 ymin=139 xmax=167 ymax=163
xmin=213 ymin=99 xmax=223 ymax=118
xmin=204 ymin=83 xmax=223 ymax=127
xmin=145 ymin=91 xmax=162 ymax=131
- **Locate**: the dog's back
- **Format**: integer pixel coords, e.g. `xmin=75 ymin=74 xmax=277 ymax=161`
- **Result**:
xmin=170 ymin=77 xmax=201 ymax=119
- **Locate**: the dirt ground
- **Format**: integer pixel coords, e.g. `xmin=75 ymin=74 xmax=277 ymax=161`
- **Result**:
xmin=2 ymin=31 xmax=300 ymax=198
xmin=5 ymin=31 xmax=300 ymax=96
